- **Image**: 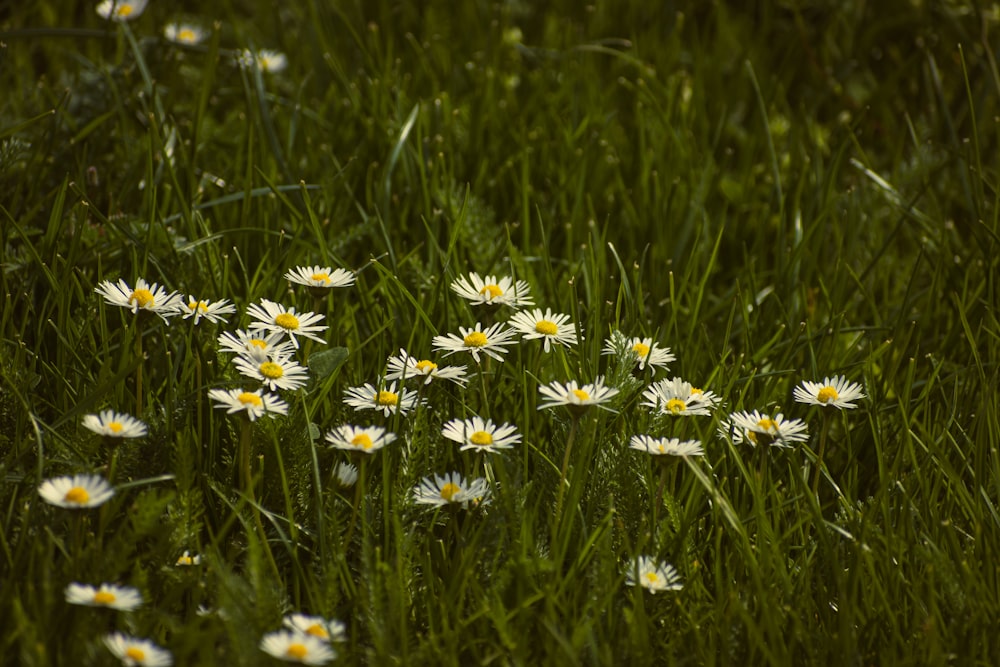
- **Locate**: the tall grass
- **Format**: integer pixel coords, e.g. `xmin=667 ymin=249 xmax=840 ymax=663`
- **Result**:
xmin=2 ymin=0 xmax=999 ymax=664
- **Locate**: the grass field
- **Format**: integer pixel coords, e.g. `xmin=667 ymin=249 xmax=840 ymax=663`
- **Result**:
xmin=2 ymin=1 xmax=999 ymax=665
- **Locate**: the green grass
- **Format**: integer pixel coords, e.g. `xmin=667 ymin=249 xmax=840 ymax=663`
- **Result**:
xmin=2 ymin=0 xmax=1000 ymax=664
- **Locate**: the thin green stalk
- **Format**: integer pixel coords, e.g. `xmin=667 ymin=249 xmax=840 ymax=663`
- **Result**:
xmin=812 ymin=410 xmax=832 ymax=495
xmin=553 ymin=413 xmax=580 ymax=533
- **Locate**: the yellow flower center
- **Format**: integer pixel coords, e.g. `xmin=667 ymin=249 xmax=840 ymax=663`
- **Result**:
xmin=656 ymin=444 xmax=666 ymax=453
xmin=351 ymin=433 xmax=373 ymax=449
xmin=376 ymin=391 xmax=398 ymax=407
xmin=666 ymin=398 xmax=687 ymax=414
xmin=189 ymin=300 xmax=208 ymax=313
xmin=470 ymin=430 xmax=494 ymax=446
xmin=690 ymin=387 xmax=703 ymax=395
xmin=64 ymin=487 xmax=90 ymax=504
xmin=129 ymin=288 xmax=154 ymax=308
xmin=259 ymin=362 xmax=284 ymax=380
xmin=757 ymin=418 xmax=777 ymax=432
xmin=415 ymin=360 xmax=437 ymax=373
xmin=275 ymin=313 xmax=300 ymax=331
xmin=125 ymin=648 xmax=145 ymax=661
xmin=177 ymin=555 xmax=194 ymax=565
xmin=93 ymin=591 xmax=116 ymax=605
xmin=108 ymin=421 xmax=124 ymax=433
xmin=305 ymin=623 xmax=328 ymax=638
xmin=534 ymin=320 xmax=559 ymax=336
xmin=817 ymin=386 xmax=839 ymax=403
xmin=286 ymin=643 xmax=309 ymax=659
xmin=116 ymin=5 xmax=134 ymax=17
xmin=632 ymin=342 xmax=650 ymax=357
xmin=463 ymin=332 xmax=488 ymax=347
xmin=311 ymin=272 xmax=331 ymax=284
xmin=571 ymin=389 xmax=590 ymax=401
xmin=237 ymin=392 xmax=263 ymax=407
xmin=479 ymin=284 xmax=503 ymax=299
xmin=249 ymin=339 xmax=268 ymax=349
xmin=178 ymin=28 xmax=196 ymax=42
xmin=645 ymin=572 xmax=660 ymax=584
xmin=440 ymin=482 xmax=461 ymax=501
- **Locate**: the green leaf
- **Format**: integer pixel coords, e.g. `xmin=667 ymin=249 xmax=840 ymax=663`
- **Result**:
xmin=308 ymin=347 xmax=349 ymax=381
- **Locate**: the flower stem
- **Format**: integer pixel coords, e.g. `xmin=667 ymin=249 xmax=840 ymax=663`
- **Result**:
xmin=553 ymin=414 xmax=580 ymax=531
xmin=811 ymin=410 xmax=832 ymax=495
xmin=134 ymin=319 xmax=144 ymax=417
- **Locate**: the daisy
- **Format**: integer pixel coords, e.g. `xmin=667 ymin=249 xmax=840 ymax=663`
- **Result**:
xmin=625 ymin=556 xmax=683 ymax=593
xmin=260 ymin=630 xmax=335 ymax=665
xmin=721 ymin=410 xmax=810 ymax=448
xmin=38 ymin=474 xmax=114 ymax=509
xmin=95 ymin=0 xmax=147 ymax=21
xmin=640 ymin=377 xmax=719 ymax=417
xmin=284 ymin=265 xmax=355 ymax=290
xmin=163 ymin=22 xmax=207 ymax=46
xmin=602 ymin=332 xmax=675 ymax=372
xmin=629 ymin=435 xmax=704 ymax=457
xmin=94 ymin=278 xmax=181 ymax=322
xmin=334 ymin=462 xmax=358 ymax=487
xmin=342 ymin=382 xmax=420 ymax=417
xmin=217 ymin=329 xmax=297 ymax=360
xmin=793 ymin=375 xmax=866 ymax=409
xmin=208 ymin=388 xmax=288 ymax=421
xmin=537 ymin=377 xmax=620 ymax=411
xmin=103 ymin=633 xmax=173 ymax=667
xmin=507 ymin=308 xmax=578 ymax=352
xmin=412 ymin=472 xmax=491 ymax=509
xmin=283 ymin=614 xmax=348 ymax=643
xmin=384 ymin=349 xmax=468 ymax=386
xmin=65 ymin=582 xmax=143 ymax=611
xmin=239 ymin=49 xmax=289 ymax=73
xmin=431 ymin=322 xmax=518 ymax=363
xmin=233 ymin=353 xmax=309 ymax=392
xmin=441 ymin=416 xmax=522 ymax=454
xmin=450 ymin=272 xmax=534 ymax=308
xmin=176 ymin=296 xmax=236 ymax=325
xmin=325 ymin=424 xmax=397 ymax=453
xmin=246 ymin=299 xmax=327 ymax=349
xmin=175 ymin=551 xmax=201 ymax=566
xmin=82 ymin=410 xmax=147 ymax=439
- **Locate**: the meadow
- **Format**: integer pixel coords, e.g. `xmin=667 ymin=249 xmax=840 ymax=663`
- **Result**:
xmin=2 ymin=1 xmax=999 ymax=665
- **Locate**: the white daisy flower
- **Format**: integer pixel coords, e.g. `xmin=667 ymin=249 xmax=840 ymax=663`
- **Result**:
xmin=284 ymin=265 xmax=355 ymax=289
xmin=625 ymin=556 xmax=683 ymax=593
xmin=208 ymin=388 xmax=288 ymax=421
xmin=384 ymin=349 xmax=467 ymax=386
xmin=65 ymin=582 xmax=143 ymax=611
xmin=95 ymin=0 xmax=147 ymax=22
xmin=640 ymin=377 xmax=719 ymax=417
xmin=176 ymin=296 xmax=236 ymax=325
xmin=537 ymin=377 xmax=619 ymax=411
xmin=334 ymin=462 xmax=358 ymax=487
xmin=239 ymin=49 xmax=289 ymax=73
xmin=793 ymin=375 xmax=866 ymax=409
xmin=38 ymin=474 xmax=115 ymax=509
xmin=412 ymin=471 xmax=491 ymax=509
xmin=629 ymin=435 xmax=704 ymax=457
xmin=103 ymin=632 xmax=172 ymax=667
xmin=450 ymin=272 xmax=534 ymax=308
xmin=282 ymin=614 xmax=348 ymax=643
xmin=602 ymin=332 xmax=675 ymax=372
xmin=721 ymin=410 xmax=810 ymax=448
xmin=259 ymin=630 xmax=336 ymax=664
xmin=342 ymin=382 xmax=420 ymax=417
xmin=94 ymin=278 xmax=182 ymax=322
xmin=441 ymin=416 xmax=522 ymax=454
xmin=82 ymin=410 xmax=147 ymax=439
xmin=246 ymin=299 xmax=327 ymax=349
xmin=431 ymin=322 xmax=518 ymax=363
xmin=175 ymin=550 xmax=201 ymax=566
xmin=217 ymin=329 xmax=297 ymax=360
xmin=325 ymin=424 xmax=397 ymax=453
xmin=163 ymin=22 xmax=207 ymax=46
xmin=233 ymin=353 xmax=309 ymax=391
xmin=507 ymin=308 xmax=578 ymax=352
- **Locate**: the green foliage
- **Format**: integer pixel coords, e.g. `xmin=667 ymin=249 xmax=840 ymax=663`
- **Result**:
xmin=2 ymin=0 xmax=1000 ymax=664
